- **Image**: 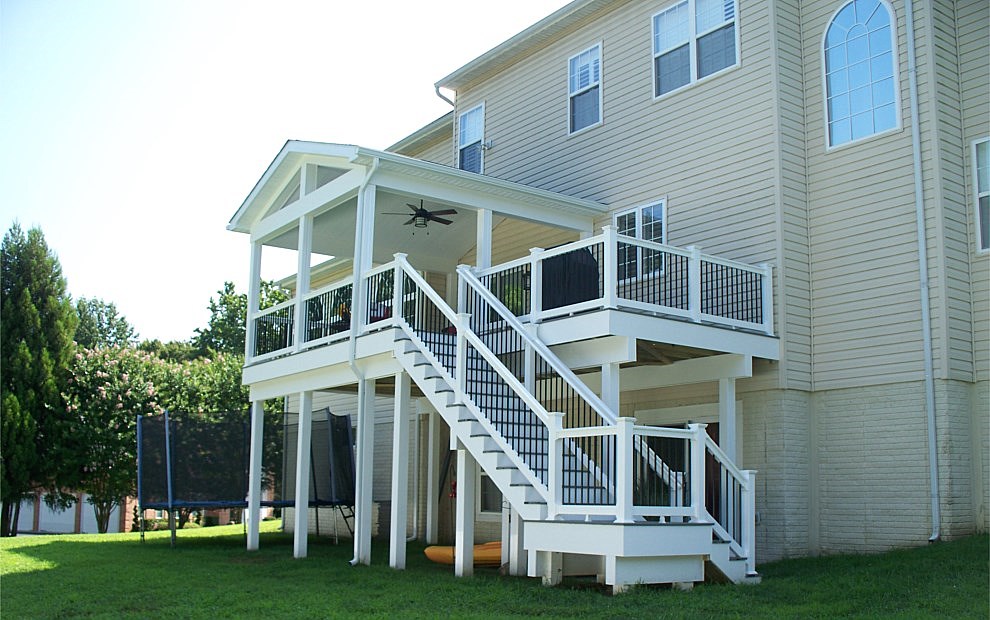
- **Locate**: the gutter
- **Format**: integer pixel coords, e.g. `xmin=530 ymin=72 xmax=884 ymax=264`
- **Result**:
xmin=904 ymin=0 xmax=941 ymax=543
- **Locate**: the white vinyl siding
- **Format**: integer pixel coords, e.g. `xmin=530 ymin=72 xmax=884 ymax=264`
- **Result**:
xmin=568 ymin=44 xmax=602 ymax=134
xmin=653 ymin=0 xmax=737 ymax=97
xmin=823 ymin=0 xmax=899 ymax=148
xmin=458 ymin=104 xmax=484 ymax=173
xmin=974 ymin=139 xmax=989 ymax=252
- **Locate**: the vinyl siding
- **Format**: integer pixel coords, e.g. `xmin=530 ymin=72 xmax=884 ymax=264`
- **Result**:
xmin=458 ymin=217 xmax=579 ymax=267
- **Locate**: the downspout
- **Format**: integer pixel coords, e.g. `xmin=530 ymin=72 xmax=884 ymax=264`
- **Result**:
xmin=904 ymin=0 xmax=940 ymax=542
xmin=349 ymin=156 xmax=379 ymax=566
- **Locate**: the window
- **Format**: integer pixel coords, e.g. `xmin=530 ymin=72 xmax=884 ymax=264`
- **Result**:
xmin=478 ymin=472 xmax=502 ymax=519
xmin=975 ymin=139 xmax=989 ymax=251
xmin=569 ymin=44 xmax=602 ymax=133
xmin=824 ymin=0 xmax=898 ymax=147
xmin=653 ymin=0 xmax=737 ymax=97
xmin=615 ymin=201 xmax=666 ymax=280
xmin=458 ymin=104 xmax=484 ymax=173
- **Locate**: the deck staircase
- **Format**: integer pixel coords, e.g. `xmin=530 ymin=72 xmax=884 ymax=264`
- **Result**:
xmin=386 ymin=256 xmax=758 ymax=588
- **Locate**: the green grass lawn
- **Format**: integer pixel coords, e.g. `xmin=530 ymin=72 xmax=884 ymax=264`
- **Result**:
xmin=1 ymin=522 xmax=986 ymax=619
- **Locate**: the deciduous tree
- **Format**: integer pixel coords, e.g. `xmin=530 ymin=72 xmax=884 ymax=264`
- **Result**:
xmin=75 ymin=297 xmax=137 ymax=349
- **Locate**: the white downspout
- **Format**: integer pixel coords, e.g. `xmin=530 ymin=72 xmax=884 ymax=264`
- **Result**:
xmin=904 ymin=0 xmax=940 ymax=542
xmin=349 ymin=157 xmax=379 ymax=565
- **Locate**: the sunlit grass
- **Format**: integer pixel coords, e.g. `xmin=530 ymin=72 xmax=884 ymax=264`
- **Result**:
xmin=0 ymin=524 xmax=986 ymax=619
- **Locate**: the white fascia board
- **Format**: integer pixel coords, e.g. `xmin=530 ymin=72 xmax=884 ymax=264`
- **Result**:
xmin=549 ymin=336 xmax=636 ymax=369
xmin=249 ymin=168 xmax=363 ymax=245
xmin=577 ymin=354 xmax=753 ymax=395
xmin=229 ymin=142 xmax=363 ymax=234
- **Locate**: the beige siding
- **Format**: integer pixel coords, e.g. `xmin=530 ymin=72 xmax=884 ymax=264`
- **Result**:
xmin=958 ymin=0 xmax=990 ymax=379
xmin=803 ymin=0 xmax=928 ymax=390
xmin=459 ymin=217 xmax=579 ymax=266
xmin=407 ymin=134 xmax=454 ymax=167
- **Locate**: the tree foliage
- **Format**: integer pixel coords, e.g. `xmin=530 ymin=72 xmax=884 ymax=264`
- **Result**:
xmin=137 ymin=339 xmax=199 ymax=363
xmin=62 ymin=347 xmax=163 ymax=533
xmin=75 ymin=297 xmax=137 ymax=349
xmin=192 ymin=281 xmax=289 ymax=356
xmin=0 ymin=223 xmax=78 ymax=536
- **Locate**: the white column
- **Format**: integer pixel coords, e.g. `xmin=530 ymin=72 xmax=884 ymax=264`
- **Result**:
xmin=476 ymin=208 xmax=492 ymax=270
xmin=245 ymin=241 xmax=263 ymax=359
xmin=508 ymin=508 xmax=527 ymax=576
xmin=425 ymin=410 xmax=441 ymax=545
xmin=454 ymin=445 xmax=476 ymax=577
xmin=390 ymin=372 xmax=411 ymax=569
xmin=351 ymin=183 xmax=377 ymax=333
xmin=687 ymin=245 xmax=702 ymax=323
xmin=601 ymin=361 xmax=621 ymax=415
xmin=294 ymin=215 xmax=313 ymax=351
xmin=246 ymin=400 xmax=265 ymax=551
xmin=718 ymin=378 xmax=737 ymax=463
xmin=615 ymin=417 xmax=635 ymax=523
xmin=292 ymin=391 xmax=313 ymax=559
xmin=602 ymin=225 xmax=618 ymax=309
xmin=352 ymin=378 xmax=376 ymax=565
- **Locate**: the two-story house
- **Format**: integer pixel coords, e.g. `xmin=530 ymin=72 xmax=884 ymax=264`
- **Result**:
xmin=228 ymin=0 xmax=988 ymax=591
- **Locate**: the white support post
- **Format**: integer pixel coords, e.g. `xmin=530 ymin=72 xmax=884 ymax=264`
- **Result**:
xmin=718 ymin=378 xmax=737 ymax=463
xmin=547 ymin=412 xmax=564 ymax=520
xmin=456 ymin=265 xmax=469 ymax=314
xmin=760 ymin=263 xmax=774 ymax=335
xmin=500 ymin=505 xmax=511 ymax=566
xmin=528 ymin=247 xmax=544 ymax=322
xmin=688 ymin=423 xmax=708 ymax=522
xmin=351 ymin=183 xmax=377 ymax=335
xmin=301 ymin=163 xmax=318 ymax=195
xmin=524 ymin=324 xmax=538 ymax=395
xmin=425 ymin=410 xmax=440 ymax=545
xmin=392 ymin=253 xmax=407 ymax=324
xmin=615 ymin=417 xmax=635 ymax=523
xmin=352 ymin=378 xmax=376 ymax=565
xmin=601 ymin=361 xmax=621 ymax=415
xmin=602 ymin=225 xmax=618 ymax=310
xmin=246 ymin=400 xmax=265 ymax=551
xmin=508 ymin=508 xmax=527 ymax=576
xmin=742 ymin=469 xmax=757 ymax=575
xmin=245 ymin=241 xmax=263 ymax=360
xmin=294 ymin=215 xmax=313 ymax=351
xmin=454 ymin=446 xmax=476 ymax=577
xmin=476 ymin=208 xmax=493 ymax=270
xmin=687 ymin=246 xmax=702 ymax=323
xmin=390 ymin=371 xmax=411 ymax=569
xmin=292 ymin=391 xmax=313 ymax=559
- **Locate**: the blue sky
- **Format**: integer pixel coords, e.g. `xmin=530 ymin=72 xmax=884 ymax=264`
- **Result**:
xmin=0 ymin=0 xmax=569 ymax=342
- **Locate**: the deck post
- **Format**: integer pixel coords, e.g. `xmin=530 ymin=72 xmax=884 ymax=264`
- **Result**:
xmin=615 ymin=417 xmax=635 ymax=523
xmin=455 ymin=313 xmax=471 ymax=402
xmin=508 ymin=508 xmax=527 ymax=576
xmin=687 ymin=246 xmax=702 ymax=323
xmin=602 ymin=225 xmax=618 ymax=309
xmin=246 ymin=400 xmax=265 ymax=551
xmin=760 ymin=263 xmax=774 ymax=335
xmin=476 ymin=208 xmax=492 ymax=270
xmin=294 ymin=214 xmax=313 ymax=351
xmin=688 ymin=423 xmax=708 ymax=522
xmin=353 ymin=378 xmax=376 ymax=565
xmin=547 ymin=412 xmax=565 ymax=519
xmin=742 ymin=469 xmax=757 ymax=575
xmin=390 ymin=371 xmax=411 ymax=569
xmin=245 ymin=241 xmax=263 ymax=361
xmin=293 ymin=391 xmax=313 ymax=558
xmin=528 ymin=247 xmax=544 ymax=322
xmin=425 ymin=410 xmax=441 ymax=545
xmin=454 ymin=444 xmax=476 ymax=577
xmin=601 ymin=361 xmax=621 ymax=414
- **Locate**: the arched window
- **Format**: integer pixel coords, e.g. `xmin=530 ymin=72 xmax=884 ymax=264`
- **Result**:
xmin=823 ymin=0 xmax=898 ymax=147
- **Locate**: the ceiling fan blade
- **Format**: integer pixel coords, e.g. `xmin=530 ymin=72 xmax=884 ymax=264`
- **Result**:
xmin=382 ymin=212 xmax=409 ymax=215
xmin=406 ymin=203 xmax=419 ymax=212
xmin=403 ymin=217 xmax=416 ymax=225
xmin=430 ymin=209 xmax=458 ymax=216
xmin=430 ymin=216 xmax=454 ymax=225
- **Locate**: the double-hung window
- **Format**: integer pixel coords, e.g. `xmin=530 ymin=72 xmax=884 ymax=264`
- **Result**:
xmin=615 ymin=201 xmax=666 ymax=280
xmin=975 ymin=138 xmax=989 ymax=251
xmin=458 ymin=104 xmax=484 ymax=173
xmin=823 ymin=0 xmax=898 ymax=147
xmin=569 ymin=44 xmax=602 ymax=134
xmin=653 ymin=0 xmax=737 ymax=97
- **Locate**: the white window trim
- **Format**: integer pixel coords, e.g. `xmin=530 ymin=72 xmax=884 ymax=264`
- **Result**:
xmin=476 ymin=470 xmax=502 ymax=521
xmin=820 ymin=0 xmax=903 ymax=151
xmin=614 ymin=199 xmax=668 ymax=281
xmin=974 ymin=137 xmax=990 ymax=254
xmin=651 ymin=0 xmax=741 ymax=101
xmin=567 ymin=42 xmax=604 ymax=136
xmin=457 ymin=102 xmax=485 ymax=173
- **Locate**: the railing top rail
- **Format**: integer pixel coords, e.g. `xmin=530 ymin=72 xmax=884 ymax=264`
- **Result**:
xmin=251 ymin=297 xmax=295 ymax=319
xmin=700 ymin=253 xmax=772 ymax=274
xmin=458 ymin=265 xmax=618 ymax=426
xmin=613 ymin=234 xmax=694 ymax=258
xmin=632 ymin=425 xmax=695 ymax=440
xmin=704 ymin=434 xmax=753 ymax=490
xmin=364 ymin=261 xmax=398 ymax=279
xmin=472 ymin=234 xmax=607 ymax=278
xmin=303 ymin=276 xmax=354 ymax=302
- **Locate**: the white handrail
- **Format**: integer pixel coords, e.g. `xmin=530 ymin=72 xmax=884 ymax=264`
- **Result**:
xmin=251 ymin=297 xmax=295 ymax=320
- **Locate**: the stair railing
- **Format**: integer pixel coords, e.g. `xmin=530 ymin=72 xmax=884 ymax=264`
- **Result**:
xmin=702 ymin=432 xmax=757 ymax=575
xmin=389 ymin=255 xmax=555 ymax=494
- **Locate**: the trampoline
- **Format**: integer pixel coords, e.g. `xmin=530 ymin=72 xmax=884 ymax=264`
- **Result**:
xmin=137 ymin=408 xmax=355 ymax=545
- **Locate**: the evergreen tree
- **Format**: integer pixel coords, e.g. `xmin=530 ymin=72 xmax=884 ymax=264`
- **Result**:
xmin=0 ymin=223 xmax=78 ymax=536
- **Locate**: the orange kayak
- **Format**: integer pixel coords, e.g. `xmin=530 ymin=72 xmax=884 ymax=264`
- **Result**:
xmin=424 ymin=541 xmax=502 ymax=566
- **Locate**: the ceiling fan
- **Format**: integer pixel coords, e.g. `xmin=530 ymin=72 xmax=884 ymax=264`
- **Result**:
xmin=384 ymin=200 xmax=457 ymax=228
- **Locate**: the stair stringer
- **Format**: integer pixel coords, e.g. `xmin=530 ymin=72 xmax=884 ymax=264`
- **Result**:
xmin=705 ymin=532 xmax=761 ymax=584
xmin=393 ymin=332 xmax=548 ymax=522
